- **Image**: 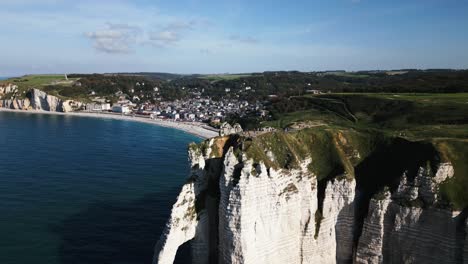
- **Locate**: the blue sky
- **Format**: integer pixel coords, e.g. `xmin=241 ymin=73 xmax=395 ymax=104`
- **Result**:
xmin=0 ymin=0 xmax=467 ymax=75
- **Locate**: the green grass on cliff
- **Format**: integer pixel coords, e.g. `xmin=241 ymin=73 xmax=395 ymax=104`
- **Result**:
xmin=240 ymin=127 xmax=391 ymax=181
xmin=239 ymin=128 xmax=466 ymax=209
xmin=1 ymin=75 xmax=80 ymax=99
xmin=436 ymin=140 xmax=468 ymax=209
xmin=228 ymin=93 xmax=468 ymax=209
xmin=2 ymin=75 xmax=75 ymax=88
xmin=265 ymin=93 xmax=468 ymax=140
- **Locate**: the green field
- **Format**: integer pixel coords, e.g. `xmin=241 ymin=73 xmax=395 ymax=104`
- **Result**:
xmin=1 ymin=74 xmax=76 ymax=87
xmin=265 ymin=93 xmax=468 ymax=139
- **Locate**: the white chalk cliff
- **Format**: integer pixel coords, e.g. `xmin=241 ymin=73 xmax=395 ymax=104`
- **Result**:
xmin=154 ymin=135 xmax=466 ymax=264
xmin=0 ymin=83 xmax=18 ymax=95
xmin=0 ymin=88 xmax=80 ymax=112
xmin=29 ymin=88 xmax=63 ymax=111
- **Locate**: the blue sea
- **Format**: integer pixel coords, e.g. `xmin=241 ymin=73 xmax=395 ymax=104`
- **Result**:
xmin=0 ymin=112 xmax=200 ymax=264
xmin=0 ymin=76 xmax=11 ymax=80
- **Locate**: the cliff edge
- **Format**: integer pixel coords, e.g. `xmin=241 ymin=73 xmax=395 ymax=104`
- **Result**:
xmin=0 ymin=87 xmax=80 ymax=112
xmin=154 ymin=128 xmax=467 ymax=264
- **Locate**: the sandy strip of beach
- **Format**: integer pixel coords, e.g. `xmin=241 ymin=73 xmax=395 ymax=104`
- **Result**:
xmin=0 ymin=108 xmax=219 ymax=139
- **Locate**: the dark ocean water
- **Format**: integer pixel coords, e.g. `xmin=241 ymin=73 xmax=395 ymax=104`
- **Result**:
xmin=0 ymin=112 xmax=200 ymax=264
xmin=0 ymin=77 xmax=11 ymax=80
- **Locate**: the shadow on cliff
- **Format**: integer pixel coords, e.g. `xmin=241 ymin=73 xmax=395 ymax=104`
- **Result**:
xmin=50 ymin=188 xmax=191 ymax=264
xmin=350 ymin=138 xmax=440 ymax=260
xmin=335 ymin=202 xmax=355 ymax=264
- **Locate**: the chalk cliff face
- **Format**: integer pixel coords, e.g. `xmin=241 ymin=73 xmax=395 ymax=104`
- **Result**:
xmin=29 ymin=88 xmax=63 ymax=111
xmin=0 ymin=83 xmax=18 ymax=95
xmin=356 ymin=164 xmax=463 ymax=264
xmin=0 ymin=88 xmax=80 ymax=112
xmin=154 ymin=132 xmax=466 ymax=264
xmin=0 ymin=98 xmax=31 ymax=110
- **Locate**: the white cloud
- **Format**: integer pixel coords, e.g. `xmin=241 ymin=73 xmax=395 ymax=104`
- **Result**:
xmin=145 ymin=19 xmax=199 ymax=47
xmin=229 ymin=35 xmax=259 ymax=44
xmin=8 ymin=0 xmax=456 ymax=74
xmin=149 ymin=31 xmax=180 ymax=45
xmin=86 ymin=24 xmax=141 ymax=54
xmin=86 ymin=19 xmax=198 ymax=52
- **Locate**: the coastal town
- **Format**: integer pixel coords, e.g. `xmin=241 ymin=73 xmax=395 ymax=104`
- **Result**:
xmin=2 ymin=70 xmax=468 ymax=138
xmin=85 ymin=88 xmax=267 ymax=126
xmin=0 ymin=77 xmax=272 ymax=138
xmin=0 ymin=76 xmax=269 ymax=121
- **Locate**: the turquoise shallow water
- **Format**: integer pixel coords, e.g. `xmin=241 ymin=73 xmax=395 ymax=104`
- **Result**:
xmin=0 ymin=112 xmax=200 ymax=264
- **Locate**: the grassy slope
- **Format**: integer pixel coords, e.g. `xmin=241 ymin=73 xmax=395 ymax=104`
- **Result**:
xmin=256 ymin=93 xmax=468 ymax=209
xmin=265 ymin=93 xmax=468 ymax=138
xmin=0 ymin=75 xmax=80 ymax=99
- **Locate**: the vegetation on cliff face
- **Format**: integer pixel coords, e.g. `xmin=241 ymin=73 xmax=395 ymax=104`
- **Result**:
xmin=190 ymin=91 xmax=468 ymax=210
xmin=264 ymin=92 xmax=468 ymax=208
xmin=0 ymin=75 xmax=78 ymax=99
xmin=436 ymin=140 xmax=468 ymax=209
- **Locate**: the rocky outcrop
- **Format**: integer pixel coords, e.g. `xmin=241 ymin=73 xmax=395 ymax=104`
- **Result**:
xmin=0 ymin=88 xmax=81 ymax=112
xmin=154 ymin=137 xmax=358 ymax=264
xmin=355 ymin=192 xmax=392 ymax=264
xmin=153 ymin=181 xmax=199 ymax=264
xmin=356 ymin=164 xmax=461 ymax=264
xmin=218 ymin=152 xmax=320 ymax=264
xmin=29 ymin=88 xmax=62 ymax=111
xmin=153 ymin=134 xmax=466 ymax=264
xmin=0 ymin=98 xmax=30 ymax=110
xmin=0 ymin=83 xmax=18 ymax=95
xmin=62 ymin=100 xmax=83 ymax=112
xmin=219 ymin=123 xmax=243 ymax=136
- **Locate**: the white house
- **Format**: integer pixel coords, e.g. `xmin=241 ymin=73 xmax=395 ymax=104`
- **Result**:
xmin=112 ymin=104 xmax=131 ymax=114
xmin=86 ymin=103 xmax=111 ymax=111
xmin=102 ymin=103 xmax=111 ymax=111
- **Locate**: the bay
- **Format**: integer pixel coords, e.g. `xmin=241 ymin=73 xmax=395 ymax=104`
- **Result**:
xmin=0 ymin=111 xmax=199 ymax=264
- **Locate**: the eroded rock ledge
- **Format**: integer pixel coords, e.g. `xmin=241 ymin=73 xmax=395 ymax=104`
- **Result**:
xmin=154 ymin=130 xmax=467 ymax=264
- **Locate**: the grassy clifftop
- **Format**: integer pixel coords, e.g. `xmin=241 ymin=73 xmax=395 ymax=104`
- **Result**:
xmin=195 ymin=129 xmax=467 ymax=210
xmin=194 ymin=93 xmax=467 ymax=209
xmin=266 ymin=93 xmax=468 ymax=139
xmin=0 ymin=75 xmax=78 ymax=99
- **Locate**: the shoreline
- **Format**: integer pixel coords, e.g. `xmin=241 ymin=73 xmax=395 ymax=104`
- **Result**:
xmin=0 ymin=108 xmax=219 ymax=139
